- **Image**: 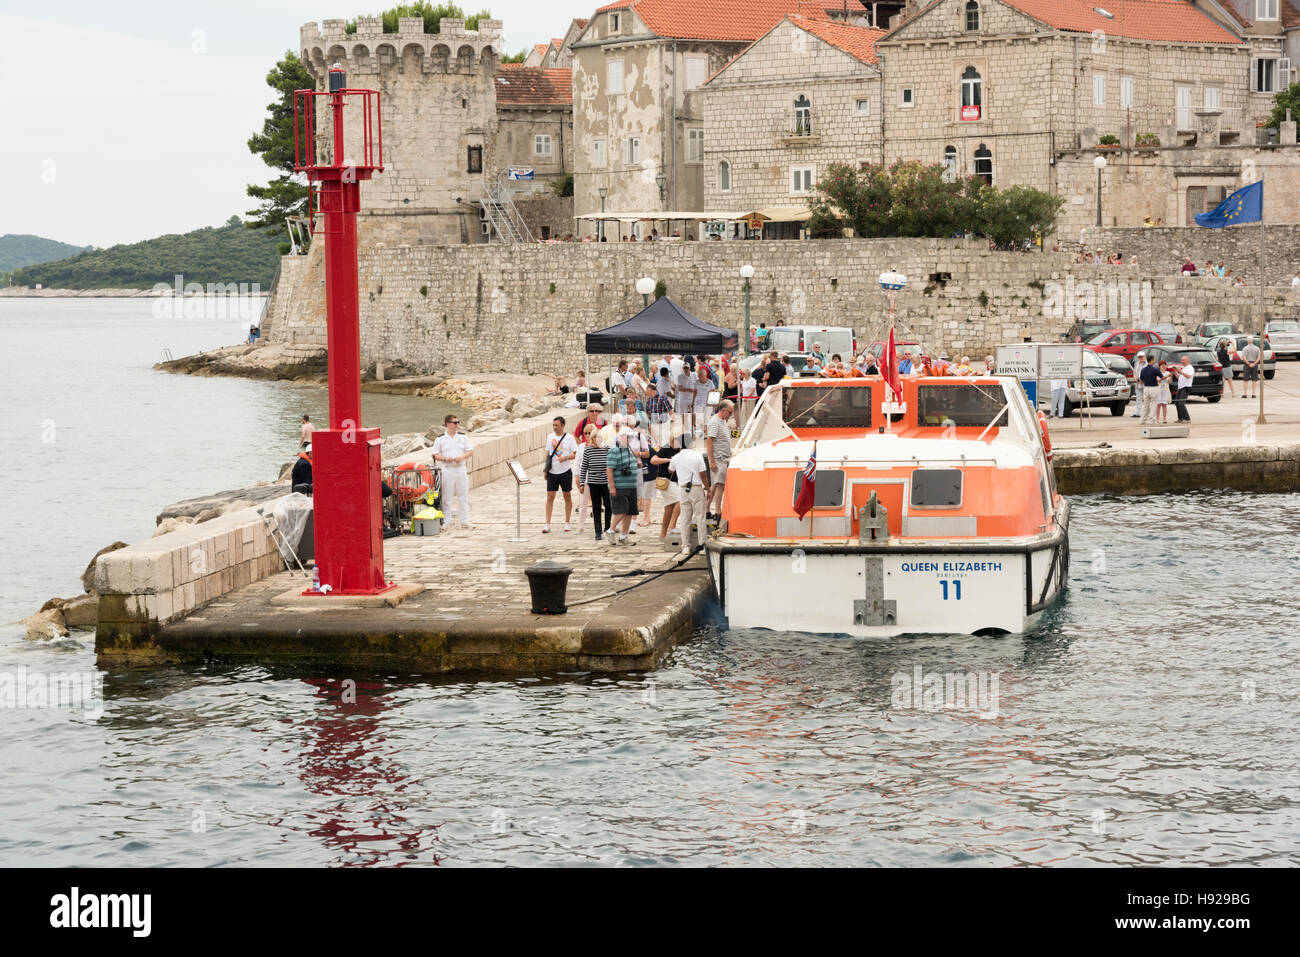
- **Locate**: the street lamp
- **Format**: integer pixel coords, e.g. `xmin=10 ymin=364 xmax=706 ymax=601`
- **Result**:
xmin=635 ymin=276 xmax=655 ymax=372
xmin=655 ymin=171 xmax=666 ymax=203
xmin=1093 ymin=154 xmax=1107 ymax=227
xmin=740 ymin=263 xmax=755 ymax=354
xmin=598 ymin=185 xmax=608 ymax=242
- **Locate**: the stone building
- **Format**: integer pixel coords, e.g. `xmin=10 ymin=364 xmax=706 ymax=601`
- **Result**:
xmin=570 ymin=0 xmax=814 ymax=238
xmin=876 ymin=0 xmax=1300 ymax=233
xmin=300 ymin=16 xmax=505 ymax=245
xmin=702 ymin=15 xmax=886 ymax=236
xmin=494 ymin=66 xmax=575 ymax=194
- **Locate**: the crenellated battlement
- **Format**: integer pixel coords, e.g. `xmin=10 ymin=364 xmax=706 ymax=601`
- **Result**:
xmin=301 ymin=17 xmax=505 ymax=77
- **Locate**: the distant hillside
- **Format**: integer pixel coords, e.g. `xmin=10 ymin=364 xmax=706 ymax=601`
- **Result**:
xmin=0 ymin=234 xmax=92 ymax=273
xmin=8 ymin=219 xmax=282 ymax=290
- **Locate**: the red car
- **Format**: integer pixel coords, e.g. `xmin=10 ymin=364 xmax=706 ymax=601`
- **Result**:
xmin=1085 ymin=328 xmax=1165 ymax=360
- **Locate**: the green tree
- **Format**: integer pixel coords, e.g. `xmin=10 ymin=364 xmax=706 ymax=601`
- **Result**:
xmin=809 ymin=161 xmax=1060 ymax=244
xmin=978 ymin=185 xmax=1065 ymax=248
xmin=246 ymin=51 xmax=314 ymax=237
xmin=501 ymin=49 xmax=527 ymax=63
xmin=1268 ymin=81 xmax=1300 ymax=128
xmin=551 ymin=172 xmax=574 ymax=197
xmin=806 ymin=207 xmax=842 ymax=239
xmin=345 ymin=3 xmax=492 ymax=33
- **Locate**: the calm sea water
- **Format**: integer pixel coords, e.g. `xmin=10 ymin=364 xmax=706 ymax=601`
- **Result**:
xmin=0 ymin=297 xmax=463 ymax=624
xmin=1 ymin=300 xmax=1297 ymax=866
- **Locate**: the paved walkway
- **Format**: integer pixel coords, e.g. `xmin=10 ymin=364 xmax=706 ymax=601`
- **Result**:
xmin=382 ymin=469 xmax=691 ymax=618
xmin=1050 ymin=360 xmax=1300 ymax=450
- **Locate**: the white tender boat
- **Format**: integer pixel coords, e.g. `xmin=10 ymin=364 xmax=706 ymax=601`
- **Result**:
xmin=705 ymin=373 xmax=1069 ymax=636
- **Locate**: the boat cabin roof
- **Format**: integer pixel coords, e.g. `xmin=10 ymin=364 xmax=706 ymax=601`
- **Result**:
xmin=740 ymin=375 xmax=1035 ymax=448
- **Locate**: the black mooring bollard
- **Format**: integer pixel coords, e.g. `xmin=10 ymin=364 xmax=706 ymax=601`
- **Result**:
xmin=525 ymin=560 xmax=573 ymax=614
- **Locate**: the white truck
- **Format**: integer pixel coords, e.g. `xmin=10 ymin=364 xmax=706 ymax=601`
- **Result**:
xmin=764 ymin=325 xmax=856 ymax=359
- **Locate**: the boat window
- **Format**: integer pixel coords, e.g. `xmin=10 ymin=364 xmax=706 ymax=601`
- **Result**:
xmin=916 ymin=384 xmax=1008 ymax=427
xmin=783 ymin=386 xmax=873 ymax=429
xmin=911 ymin=468 xmax=963 ymax=508
xmin=792 ymin=469 xmax=845 ymax=509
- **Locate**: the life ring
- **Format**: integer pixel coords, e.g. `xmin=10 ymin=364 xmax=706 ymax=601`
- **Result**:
xmin=1038 ymin=410 xmax=1053 ymax=461
xmin=393 ymin=462 xmax=436 ymax=502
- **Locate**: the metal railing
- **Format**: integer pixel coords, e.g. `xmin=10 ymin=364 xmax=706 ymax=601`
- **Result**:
xmin=479 ymin=172 xmax=535 ymax=244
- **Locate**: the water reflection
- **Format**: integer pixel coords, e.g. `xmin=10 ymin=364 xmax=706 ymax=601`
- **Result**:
xmin=295 ymin=679 xmax=438 ymax=866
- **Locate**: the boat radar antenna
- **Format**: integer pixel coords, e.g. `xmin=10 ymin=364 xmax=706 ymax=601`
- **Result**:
xmin=878 ymin=270 xmax=908 ymax=429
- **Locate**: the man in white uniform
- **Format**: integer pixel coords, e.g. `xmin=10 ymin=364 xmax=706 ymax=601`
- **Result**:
xmin=432 ymin=413 xmax=474 ymax=528
xmin=667 ymin=436 xmax=710 ymax=558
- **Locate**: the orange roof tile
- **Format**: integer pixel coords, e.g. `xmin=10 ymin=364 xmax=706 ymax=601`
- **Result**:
xmin=790 ymin=13 xmax=885 ymax=63
xmin=1283 ymin=0 xmax=1300 ymax=27
xmin=999 ymin=0 xmax=1240 ymax=44
xmin=888 ymin=0 xmax=1241 ymax=44
xmin=495 ymin=65 xmax=574 ymax=106
xmin=533 ymin=42 xmax=550 ymax=57
xmin=595 ymin=0 xmax=820 ymax=42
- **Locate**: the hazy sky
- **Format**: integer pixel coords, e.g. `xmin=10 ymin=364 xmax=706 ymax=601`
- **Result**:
xmin=0 ymin=0 xmax=578 ymax=248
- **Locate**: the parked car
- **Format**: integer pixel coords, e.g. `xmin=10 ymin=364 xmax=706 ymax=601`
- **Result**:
xmin=1063 ymin=318 xmax=1113 ymax=342
xmin=1203 ymin=335 xmax=1276 ymax=380
xmin=1264 ymin=319 xmax=1300 ymax=359
xmin=1149 ymin=322 xmax=1185 ymax=345
xmin=1037 ymin=349 xmax=1129 ymax=416
xmin=1085 ymin=328 xmax=1165 ymax=360
xmin=1190 ymin=321 xmax=1238 ymax=344
xmin=1139 ymin=345 xmax=1225 ymax=401
xmin=1087 ymin=348 xmax=1136 ymax=399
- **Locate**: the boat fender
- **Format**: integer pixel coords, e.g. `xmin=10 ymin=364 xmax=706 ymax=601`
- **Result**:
xmin=1038 ymin=411 xmax=1053 ymax=461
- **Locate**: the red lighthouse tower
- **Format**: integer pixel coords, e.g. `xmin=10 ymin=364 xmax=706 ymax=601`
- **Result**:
xmin=294 ymin=66 xmax=391 ymax=594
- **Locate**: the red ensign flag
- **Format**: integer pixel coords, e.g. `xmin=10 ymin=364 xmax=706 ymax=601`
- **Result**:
xmin=883 ymin=326 xmax=902 ymax=401
xmin=793 ymin=451 xmax=817 ymax=519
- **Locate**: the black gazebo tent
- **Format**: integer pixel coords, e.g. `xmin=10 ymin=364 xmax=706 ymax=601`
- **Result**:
xmin=584 ymin=297 xmax=738 ymax=356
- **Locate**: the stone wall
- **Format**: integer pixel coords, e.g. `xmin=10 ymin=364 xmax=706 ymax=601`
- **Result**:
xmin=515 ymin=196 xmax=577 ymax=241
xmin=267 ymin=234 xmax=1300 ymax=374
xmin=1083 ymin=224 xmax=1300 ymax=286
xmin=95 ymin=506 xmax=285 ymax=644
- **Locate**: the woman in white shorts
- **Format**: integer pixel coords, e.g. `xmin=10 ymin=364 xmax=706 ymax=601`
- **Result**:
xmin=649 ymin=443 xmax=682 ymax=544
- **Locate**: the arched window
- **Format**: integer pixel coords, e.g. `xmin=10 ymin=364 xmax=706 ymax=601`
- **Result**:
xmin=974 ymin=144 xmax=993 ymax=185
xmin=965 ymin=1 xmax=980 ymax=31
xmin=943 ymin=145 xmax=957 ymax=182
xmin=961 ymin=66 xmax=982 ymax=108
xmin=794 ymin=95 xmax=812 ymax=136
xmin=719 ymin=160 xmax=731 ymax=192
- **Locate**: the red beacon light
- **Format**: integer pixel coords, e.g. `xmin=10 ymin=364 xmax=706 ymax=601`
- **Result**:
xmin=292 ymin=66 xmax=392 ymax=596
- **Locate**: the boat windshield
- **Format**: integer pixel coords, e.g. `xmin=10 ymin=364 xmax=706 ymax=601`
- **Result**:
xmin=916 ymin=382 xmax=1009 ymax=427
xmin=783 ymin=385 xmax=874 ymax=429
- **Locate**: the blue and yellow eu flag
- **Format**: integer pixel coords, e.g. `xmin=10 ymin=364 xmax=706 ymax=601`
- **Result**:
xmin=1195 ymin=180 xmax=1262 ymax=228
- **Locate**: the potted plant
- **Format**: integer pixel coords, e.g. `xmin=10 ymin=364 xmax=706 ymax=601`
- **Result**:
xmin=1135 ymin=132 xmax=1160 ymax=148
xmin=1097 ymin=134 xmax=1121 ymax=149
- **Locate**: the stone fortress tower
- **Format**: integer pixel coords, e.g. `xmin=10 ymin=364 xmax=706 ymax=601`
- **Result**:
xmin=300 ymin=15 xmax=505 ymax=245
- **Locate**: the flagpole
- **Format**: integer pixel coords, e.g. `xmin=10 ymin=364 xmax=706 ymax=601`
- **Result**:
xmin=1258 ymin=174 xmax=1267 ymax=426
xmin=808 ymin=439 xmax=817 ymax=540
